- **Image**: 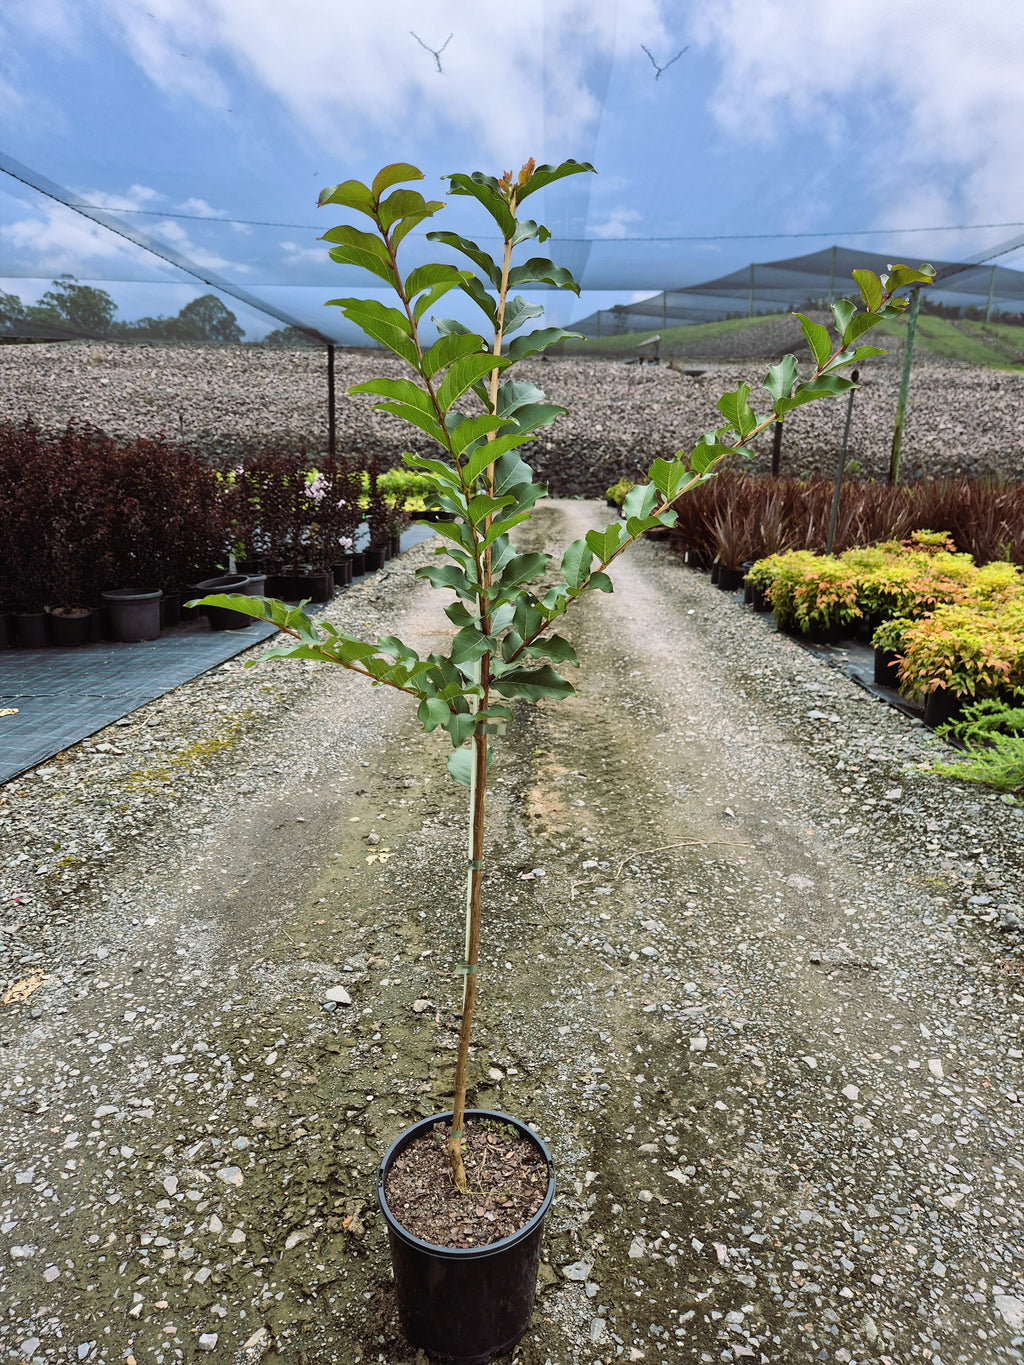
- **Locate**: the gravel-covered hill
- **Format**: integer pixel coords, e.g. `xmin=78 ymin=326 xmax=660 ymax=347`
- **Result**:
xmin=1 ymin=340 xmax=1022 ymax=493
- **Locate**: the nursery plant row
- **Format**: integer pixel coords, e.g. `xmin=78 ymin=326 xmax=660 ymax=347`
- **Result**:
xmin=0 ymin=417 xmax=433 ymax=644
xmin=606 ymin=469 xmax=1024 ymax=569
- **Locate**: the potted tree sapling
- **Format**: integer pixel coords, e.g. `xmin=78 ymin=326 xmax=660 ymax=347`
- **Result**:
xmin=192 ymin=160 xmax=932 ymax=1363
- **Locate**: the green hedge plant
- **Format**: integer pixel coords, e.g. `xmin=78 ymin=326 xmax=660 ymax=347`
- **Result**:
xmin=193 ymin=157 xmax=928 ymax=1191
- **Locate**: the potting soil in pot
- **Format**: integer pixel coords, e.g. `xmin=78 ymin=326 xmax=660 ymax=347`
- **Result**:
xmin=383 ymin=1117 xmax=547 ymax=1249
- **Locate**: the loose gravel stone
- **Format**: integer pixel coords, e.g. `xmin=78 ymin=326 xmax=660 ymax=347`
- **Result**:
xmin=2 ymin=502 xmax=1024 ymax=1363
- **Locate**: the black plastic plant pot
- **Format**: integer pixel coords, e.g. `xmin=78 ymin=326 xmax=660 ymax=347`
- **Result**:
xmin=364 ymin=547 xmax=386 ymax=572
xmin=718 ymin=565 xmax=745 ymax=592
xmin=193 ymin=574 xmax=255 ymax=631
xmin=100 ymin=589 xmax=162 ymax=642
xmin=377 ymin=1110 xmax=556 ymax=1365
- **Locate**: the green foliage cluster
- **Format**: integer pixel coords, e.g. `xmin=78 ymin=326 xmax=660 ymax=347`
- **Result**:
xmin=604 ymin=477 xmax=635 ymax=507
xmin=931 ymin=698 xmax=1024 ymax=796
xmin=198 ymin=162 xmax=920 ymax=784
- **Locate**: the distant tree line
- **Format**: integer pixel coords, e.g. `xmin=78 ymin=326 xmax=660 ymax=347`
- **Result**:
xmin=0 ymin=276 xmax=321 ymax=345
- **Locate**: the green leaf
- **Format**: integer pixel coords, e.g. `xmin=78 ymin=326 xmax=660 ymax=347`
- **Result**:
xmin=515 ymin=158 xmax=596 ymax=203
xmin=372 ymin=163 xmax=423 ymax=197
xmin=883 ymin=263 xmax=935 ymax=292
xmin=406 ymin=263 xmax=471 ymax=300
xmin=507 ymin=327 xmax=580 ymax=363
xmin=447 ymin=747 xmax=474 ymax=786
xmin=524 ymin=633 xmax=578 ymax=665
xmin=437 ymin=353 xmax=509 ymax=410
xmin=433 ymin=317 xmax=476 ymax=338
xmin=321 ymin=224 xmax=396 ymax=286
xmin=507 ymin=258 xmax=582 ymax=295
xmin=795 ymin=313 xmax=833 ymax=369
xmin=497 ymin=402 xmax=566 ymax=437
xmin=349 ymin=376 xmax=434 ymax=414
xmin=589 ymin=571 xmax=613 ymax=594
xmin=497 ymin=551 xmax=548 ymax=591
xmin=496 ymin=379 xmax=545 ymax=416
xmin=690 ymin=441 xmax=735 ymax=474
xmin=764 ymin=354 xmax=798 ymax=403
xmin=402 ymin=453 xmax=461 ymax=484
xmin=417 ymin=696 xmax=451 ymax=732
xmin=458 ymin=275 xmax=499 ymax=327
xmin=492 ymin=451 xmax=535 ymax=497
xmin=647 ymin=457 xmax=691 ymax=501
xmin=716 ymin=383 xmax=760 ymax=439
xmin=417 ymin=562 xmax=479 ymax=601
xmin=585 ymin=523 xmax=627 ymax=562
xmin=561 ymin=539 xmax=593 ymax=592
xmin=187 ymin=593 xmax=316 ymax=640
xmin=451 ymin=626 xmax=493 ymax=665
xmin=510 ymin=218 xmax=551 ymax=248
xmin=502 ymin=296 xmax=546 ymax=336
xmin=842 ymin=311 xmax=885 ymax=346
xmin=851 ymin=269 xmax=883 ymax=311
xmin=774 ymin=374 xmax=856 ymax=417
xmin=421 ymin=331 xmax=485 ymax=380
xmin=466 ymin=492 xmax=514 ymax=524
xmin=622 ymin=482 xmax=658 ymax=520
xmin=830 ymin=298 xmax=856 ymax=339
xmin=424 ymin=230 xmax=502 ymax=287
xmin=461 ymin=433 xmax=534 ymax=485
xmin=327 ymin=298 xmax=417 ymax=367
xmin=448 ymin=412 xmax=505 ymax=455
xmin=493 ymin=664 xmax=574 ymax=702
xmin=318 ymin=179 xmax=375 ymax=217
xmin=444 ymin=172 xmax=516 ymax=238
xmin=377 ymin=188 xmax=442 ymax=233
xmin=371 ymin=401 xmax=445 ymax=445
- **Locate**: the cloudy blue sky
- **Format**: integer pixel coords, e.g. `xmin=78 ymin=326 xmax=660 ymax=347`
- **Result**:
xmin=2 ymin=0 xmax=1023 ymax=339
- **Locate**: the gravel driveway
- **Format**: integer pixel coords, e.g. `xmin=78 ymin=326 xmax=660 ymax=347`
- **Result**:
xmin=2 ymin=502 xmax=1023 ymax=1364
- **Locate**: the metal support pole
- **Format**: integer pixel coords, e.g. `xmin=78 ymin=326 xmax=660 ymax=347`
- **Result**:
xmin=748 ymin=263 xmax=754 ymax=318
xmin=888 ymin=286 xmax=921 ymax=486
xmin=826 ymin=371 xmax=859 ymax=556
xmin=985 ymin=264 xmax=996 ymax=323
xmin=327 ymin=343 xmax=336 ymax=457
xmin=827 ymin=245 xmax=836 ymax=304
xmin=770 ymin=419 xmax=783 ymax=478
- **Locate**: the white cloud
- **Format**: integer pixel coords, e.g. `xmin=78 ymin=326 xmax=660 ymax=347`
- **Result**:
xmin=100 ymin=0 xmax=672 ymax=163
xmin=81 ymin=183 xmax=163 ymax=212
xmin=0 ymin=199 xmax=157 ymax=277
xmin=691 ymin=0 xmax=1024 ymax=246
xmin=176 ymin=197 xmax=228 ymax=218
xmin=281 ymin=240 xmax=328 ymax=267
xmin=149 ymin=218 xmax=250 ymax=273
xmin=590 ymin=208 xmax=642 ymax=240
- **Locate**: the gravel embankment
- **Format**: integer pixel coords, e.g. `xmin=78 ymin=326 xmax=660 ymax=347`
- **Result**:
xmin=1 ymin=342 xmax=1022 ymax=493
xmin=2 ymin=504 xmax=1023 ymax=1363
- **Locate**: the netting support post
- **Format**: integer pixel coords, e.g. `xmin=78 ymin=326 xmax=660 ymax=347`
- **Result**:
xmin=770 ymin=419 xmax=783 ymax=477
xmin=888 ymin=286 xmax=921 ymax=487
xmin=985 ymin=264 xmax=996 ymax=323
xmin=327 ymin=344 xmax=336 ymax=457
xmin=748 ymin=264 xmax=754 ymax=318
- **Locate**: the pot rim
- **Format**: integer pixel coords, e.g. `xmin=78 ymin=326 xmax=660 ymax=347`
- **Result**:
xmin=377 ymin=1109 xmax=555 ymax=1261
xmin=101 ymin=588 xmax=162 ymax=602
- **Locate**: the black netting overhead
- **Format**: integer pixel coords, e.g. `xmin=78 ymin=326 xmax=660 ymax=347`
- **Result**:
xmin=570 ymin=245 xmax=1024 ymax=338
xmin=3 ymin=3 xmax=1024 ymax=348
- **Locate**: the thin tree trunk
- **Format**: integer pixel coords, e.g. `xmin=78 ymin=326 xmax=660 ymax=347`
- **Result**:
xmin=449 ymin=703 xmax=489 ymax=1192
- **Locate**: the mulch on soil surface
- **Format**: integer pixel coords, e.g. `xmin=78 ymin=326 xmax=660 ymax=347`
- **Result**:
xmin=383 ymin=1118 xmax=548 ymax=1249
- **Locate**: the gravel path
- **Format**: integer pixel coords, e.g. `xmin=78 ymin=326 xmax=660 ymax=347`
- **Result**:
xmin=1 ymin=343 xmax=1022 ymax=491
xmin=1 ymin=505 xmax=1023 ymax=1364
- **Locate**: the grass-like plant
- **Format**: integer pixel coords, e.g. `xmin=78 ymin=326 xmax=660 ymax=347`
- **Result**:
xmin=193 ymin=158 xmax=927 ymax=1191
